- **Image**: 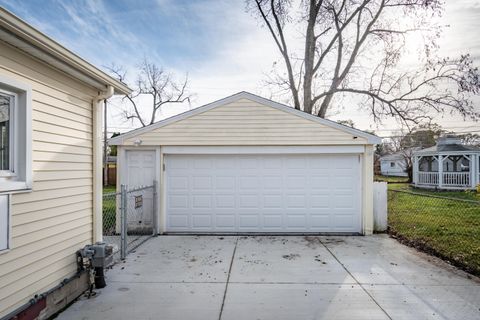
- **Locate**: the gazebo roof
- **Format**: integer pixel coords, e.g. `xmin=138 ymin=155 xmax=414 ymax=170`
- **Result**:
xmin=414 ymin=136 xmax=480 ymax=155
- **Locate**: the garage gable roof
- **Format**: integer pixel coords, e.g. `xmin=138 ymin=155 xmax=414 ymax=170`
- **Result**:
xmin=109 ymin=91 xmax=382 ymax=145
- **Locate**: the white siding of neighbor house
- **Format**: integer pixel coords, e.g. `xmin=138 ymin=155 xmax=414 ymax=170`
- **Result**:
xmin=380 ymin=160 xmax=407 ymax=177
xmin=122 ymin=99 xmax=368 ymax=146
xmin=0 ymin=41 xmax=97 ymax=318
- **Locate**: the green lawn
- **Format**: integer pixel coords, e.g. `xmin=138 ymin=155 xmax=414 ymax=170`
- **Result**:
xmin=103 ymin=186 xmax=118 ymax=235
xmin=103 ymin=185 xmax=117 ymax=194
xmin=388 ymin=183 xmax=480 ymax=201
xmin=374 ymin=175 xmax=409 ymax=183
xmin=388 ymin=185 xmax=480 ymax=275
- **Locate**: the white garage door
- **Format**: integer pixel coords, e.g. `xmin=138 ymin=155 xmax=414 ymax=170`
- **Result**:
xmin=165 ymin=154 xmax=361 ymax=233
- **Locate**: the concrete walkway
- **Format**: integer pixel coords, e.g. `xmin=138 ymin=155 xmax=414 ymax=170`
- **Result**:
xmin=58 ymin=235 xmax=480 ymax=320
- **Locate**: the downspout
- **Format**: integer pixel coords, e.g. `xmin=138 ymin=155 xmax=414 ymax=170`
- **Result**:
xmin=93 ymin=85 xmax=114 ymax=243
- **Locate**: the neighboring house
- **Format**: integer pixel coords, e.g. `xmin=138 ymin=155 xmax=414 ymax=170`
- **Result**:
xmin=379 ymin=153 xmax=407 ymax=177
xmin=104 ymin=155 xmax=117 ymax=186
xmin=0 ymin=9 xmax=130 ymax=319
xmin=413 ymin=135 xmax=480 ymax=190
xmin=109 ymin=92 xmax=381 ymax=236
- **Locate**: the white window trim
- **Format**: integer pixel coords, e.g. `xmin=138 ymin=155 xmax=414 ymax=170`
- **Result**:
xmin=0 ymin=194 xmax=11 ymax=254
xmin=0 ymin=75 xmax=32 ymax=194
xmin=0 ymin=88 xmax=17 ymax=178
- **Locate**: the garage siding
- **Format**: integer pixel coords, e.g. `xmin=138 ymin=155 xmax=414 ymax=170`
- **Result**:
xmin=123 ymin=99 xmax=367 ymax=146
xmin=0 ymin=41 xmax=96 ymax=318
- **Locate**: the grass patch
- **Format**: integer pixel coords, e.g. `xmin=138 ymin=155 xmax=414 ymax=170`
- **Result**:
xmin=388 ymin=189 xmax=480 ymax=276
xmin=374 ymin=175 xmax=409 ymax=183
xmin=103 ymin=185 xmax=117 ymax=194
xmin=388 ymin=183 xmax=480 ymax=201
xmin=103 ymin=186 xmax=117 ymax=235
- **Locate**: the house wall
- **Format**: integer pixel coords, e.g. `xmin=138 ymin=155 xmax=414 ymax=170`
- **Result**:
xmin=380 ymin=160 xmax=407 ymax=177
xmin=0 ymin=41 xmax=97 ymax=318
xmin=121 ymin=98 xmax=368 ymax=146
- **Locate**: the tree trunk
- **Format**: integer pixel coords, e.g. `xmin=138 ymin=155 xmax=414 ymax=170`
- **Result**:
xmin=302 ymin=0 xmax=318 ymax=115
xmin=318 ymin=93 xmax=334 ymax=118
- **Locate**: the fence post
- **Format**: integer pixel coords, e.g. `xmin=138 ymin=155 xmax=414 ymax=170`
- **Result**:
xmin=120 ymin=184 xmax=127 ymax=260
xmin=152 ymin=180 xmax=158 ymax=236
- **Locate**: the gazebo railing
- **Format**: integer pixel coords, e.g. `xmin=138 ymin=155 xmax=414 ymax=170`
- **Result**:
xmin=442 ymin=172 xmax=470 ymax=187
xmin=418 ymin=172 xmax=439 ymax=185
xmin=417 ymin=171 xmax=471 ymax=187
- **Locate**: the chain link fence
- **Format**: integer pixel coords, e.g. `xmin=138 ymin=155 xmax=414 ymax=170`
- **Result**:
xmin=388 ymin=189 xmax=480 ymax=276
xmin=103 ymin=182 xmax=157 ymax=262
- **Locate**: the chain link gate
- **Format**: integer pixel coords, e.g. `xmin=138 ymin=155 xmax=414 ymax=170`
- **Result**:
xmin=102 ymin=181 xmax=158 ymax=262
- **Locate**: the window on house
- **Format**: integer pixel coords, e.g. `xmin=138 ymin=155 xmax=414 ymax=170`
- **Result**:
xmin=0 ymin=77 xmax=32 ymax=252
xmin=0 ymin=77 xmax=32 ymax=193
xmin=390 ymin=162 xmax=395 ymax=168
xmin=0 ymin=91 xmax=13 ymax=174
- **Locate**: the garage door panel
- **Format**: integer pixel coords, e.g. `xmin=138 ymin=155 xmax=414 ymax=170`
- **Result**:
xmin=168 ymin=215 xmax=189 ymax=228
xmin=192 ymin=215 xmax=212 ymax=228
xmin=239 ymin=215 xmax=260 ymax=227
xmin=286 ymin=215 xmax=307 ymax=228
xmin=192 ymin=176 xmax=212 ymax=190
xmin=310 ymin=157 xmax=329 ymax=169
xmin=165 ymin=154 xmax=361 ymax=233
xmin=168 ymin=195 xmax=189 ymax=209
xmin=216 ymin=176 xmax=235 ymax=189
xmin=263 ymin=176 xmax=282 ymax=189
xmin=310 ymin=194 xmax=330 ymax=208
xmin=263 ymin=157 xmax=282 ymax=169
xmin=169 ymin=176 xmax=188 ymax=190
xmin=215 ymin=216 xmax=235 ymax=229
xmin=309 ymin=175 xmax=329 ymax=189
xmin=286 ymin=194 xmax=307 ymax=208
xmin=193 ymin=157 xmax=213 ymax=169
xmin=192 ymin=195 xmax=212 ymax=209
xmin=286 ymin=176 xmax=306 ymax=189
xmin=310 ymin=215 xmax=330 ymax=227
xmin=239 ymin=157 xmax=258 ymax=169
xmin=239 ymin=176 xmax=259 ymax=189
xmin=263 ymin=194 xmax=282 ymax=208
xmin=215 ymin=195 xmax=235 ymax=208
xmin=285 ymin=157 xmax=306 ymax=169
xmin=263 ymin=215 xmax=282 ymax=228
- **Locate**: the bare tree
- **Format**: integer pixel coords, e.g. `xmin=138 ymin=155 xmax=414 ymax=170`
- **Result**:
xmin=384 ymin=123 xmax=444 ymax=181
xmin=248 ymin=0 xmax=480 ymax=125
xmin=107 ymin=59 xmax=192 ymax=127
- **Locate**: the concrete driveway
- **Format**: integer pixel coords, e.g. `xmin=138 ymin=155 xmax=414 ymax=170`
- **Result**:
xmin=58 ymin=235 xmax=480 ymax=320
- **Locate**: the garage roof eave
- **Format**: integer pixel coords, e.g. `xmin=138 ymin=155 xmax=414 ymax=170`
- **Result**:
xmin=109 ymin=91 xmax=382 ymax=145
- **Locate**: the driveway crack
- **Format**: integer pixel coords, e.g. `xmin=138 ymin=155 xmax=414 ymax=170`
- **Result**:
xmin=320 ymin=240 xmax=393 ymax=320
xmin=218 ymin=236 xmax=239 ymax=320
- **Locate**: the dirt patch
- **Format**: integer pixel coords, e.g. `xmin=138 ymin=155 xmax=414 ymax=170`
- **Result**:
xmin=303 ymin=236 xmax=323 ymax=248
xmin=321 ymin=238 xmax=345 ymax=245
xmin=282 ymin=253 xmax=300 ymax=260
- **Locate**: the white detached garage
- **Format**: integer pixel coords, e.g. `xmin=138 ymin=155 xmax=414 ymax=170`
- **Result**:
xmin=109 ymin=92 xmax=381 ymax=235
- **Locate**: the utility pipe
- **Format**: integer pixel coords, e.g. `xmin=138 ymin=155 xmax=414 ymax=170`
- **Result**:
xmin=93 ymin=86 xmax=114 ymax=243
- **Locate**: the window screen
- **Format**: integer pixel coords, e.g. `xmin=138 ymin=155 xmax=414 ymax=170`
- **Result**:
xmin=0 ymin=93 xmax=11 ymax=171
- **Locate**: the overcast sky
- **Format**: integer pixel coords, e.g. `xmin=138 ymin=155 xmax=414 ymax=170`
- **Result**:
xmin=1 ymin=0 xmax=479 ymax=138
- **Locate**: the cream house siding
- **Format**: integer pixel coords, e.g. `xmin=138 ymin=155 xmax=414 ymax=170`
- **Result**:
xmin=123 ymin=99 xmax=368 ymax=146
xmin=0 ymin=40 xmax=96 ymax=318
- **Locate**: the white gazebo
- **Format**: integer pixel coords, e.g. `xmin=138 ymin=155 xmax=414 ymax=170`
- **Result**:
xmin=413 ymin=136 xmax=480 ymax=190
